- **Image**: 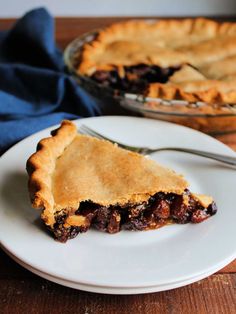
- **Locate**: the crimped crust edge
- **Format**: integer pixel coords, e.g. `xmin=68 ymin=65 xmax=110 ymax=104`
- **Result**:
xmin=26 ymin=120 xmax=77 ymax=226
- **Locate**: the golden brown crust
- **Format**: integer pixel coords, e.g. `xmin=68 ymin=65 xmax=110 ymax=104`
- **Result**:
xmin=79 ymin=18 xmax=236 ymax=73
xmin=192 ymin=193 xmax=213 ymax=208
xmin=27 ymin=120 xmax=190 ymax=227
xmin=52 ymin=134 xmax=188 ymax=211
xmin=26 ymin=120 xmax=78 ymax=226
xmin=146 ymin=80 xmax=236 ymax=104
xmin=78 ymin=18 xmax=236 ymax=104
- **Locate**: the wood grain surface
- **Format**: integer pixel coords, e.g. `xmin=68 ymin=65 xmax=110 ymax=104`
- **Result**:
xmin=0 ymin=17 xmax=236 ymax=314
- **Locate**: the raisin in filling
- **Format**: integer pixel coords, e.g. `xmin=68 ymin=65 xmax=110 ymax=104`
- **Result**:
xmin=51 ymin=190 xmax=217 ymax=242
xmin=91 ymin=64 xmax=180 ymax=93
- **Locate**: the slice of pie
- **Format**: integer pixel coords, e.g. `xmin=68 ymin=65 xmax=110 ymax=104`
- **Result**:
xmin=26 ymin=120 xmax=217 ymax=242
xmin=78 ymin=18 xmax=236 ymax=104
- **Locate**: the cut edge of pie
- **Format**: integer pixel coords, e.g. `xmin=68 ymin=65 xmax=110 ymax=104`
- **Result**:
xmin=77 ymin=18 xmax=236 ymax=104
xmin=26 ymin=120 xmax=217 ymax=242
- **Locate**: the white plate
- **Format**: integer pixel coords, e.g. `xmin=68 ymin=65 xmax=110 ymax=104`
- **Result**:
xmin=0 ymin=116 xmax=236 ymax=294
xmin=2 ymin=246 xmax=229 ymax=295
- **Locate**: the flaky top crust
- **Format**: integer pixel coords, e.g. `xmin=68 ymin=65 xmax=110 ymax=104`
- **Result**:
xmin=26 ymin=120 xmax=188 ymax=227
xmin=78 ymin=18 xmax=236 ymax=104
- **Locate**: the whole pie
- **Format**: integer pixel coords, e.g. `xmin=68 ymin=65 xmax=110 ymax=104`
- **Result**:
xmin=78 ymin=18 xmax=236 ymax=104
xmin=26 ymin=120 xmax=217 ymax=242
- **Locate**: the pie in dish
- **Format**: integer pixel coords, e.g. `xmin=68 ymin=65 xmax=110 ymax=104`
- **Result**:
xmin=78 ymin=18 xmax=236 ymax=104
xmin=26 ymin=120 xmax=217 ymax=242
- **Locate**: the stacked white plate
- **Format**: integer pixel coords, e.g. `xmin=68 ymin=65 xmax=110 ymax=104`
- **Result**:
xmin=0 ymin=116 xmax=236 ymax=294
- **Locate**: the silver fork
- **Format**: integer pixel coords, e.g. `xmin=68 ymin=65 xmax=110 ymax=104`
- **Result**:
xmin=79 ymin=124 xmax=236 ymax=168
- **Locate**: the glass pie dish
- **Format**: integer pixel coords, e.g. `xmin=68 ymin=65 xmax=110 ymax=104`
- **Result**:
xmin=64 ymin=29 xmax=236 ymax=134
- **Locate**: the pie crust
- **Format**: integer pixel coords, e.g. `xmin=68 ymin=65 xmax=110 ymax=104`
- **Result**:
xmin=26 ymin=120 xmax=217 ymax=241
xmin=78 ymin=18 xmax=236 ymax=104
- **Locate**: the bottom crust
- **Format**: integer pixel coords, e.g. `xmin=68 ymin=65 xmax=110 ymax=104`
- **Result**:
xmin=46 ymin=190 xmax=217 ymax=242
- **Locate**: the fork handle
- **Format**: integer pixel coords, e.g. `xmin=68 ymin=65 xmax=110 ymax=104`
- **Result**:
xmin=151 ymin=147 xmax=236 ymax=168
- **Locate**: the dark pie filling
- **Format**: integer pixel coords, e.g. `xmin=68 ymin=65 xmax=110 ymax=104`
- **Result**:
xmin=51 ymin=190 xmax=217 ymax=242
xmin=90 ymin=64 xmax=181 ymax=93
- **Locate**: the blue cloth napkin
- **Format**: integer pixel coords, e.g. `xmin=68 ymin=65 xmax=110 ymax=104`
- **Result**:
xmin=0 ymin=8 xmax=101 ymax=154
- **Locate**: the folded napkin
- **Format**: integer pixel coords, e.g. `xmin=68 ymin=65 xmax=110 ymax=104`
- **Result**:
xmin=0 ymin=8 xmax=101 ymax=154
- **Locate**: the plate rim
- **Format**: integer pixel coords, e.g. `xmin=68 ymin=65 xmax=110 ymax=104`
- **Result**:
xmin=2 ymin=246 xmax=235 ymax=294
xmin=0 ymin=116 xmax=236 ymax=291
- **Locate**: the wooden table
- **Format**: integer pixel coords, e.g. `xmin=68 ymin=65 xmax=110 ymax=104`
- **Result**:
xmin=0 ymin=17 xmax=236 ymax=314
